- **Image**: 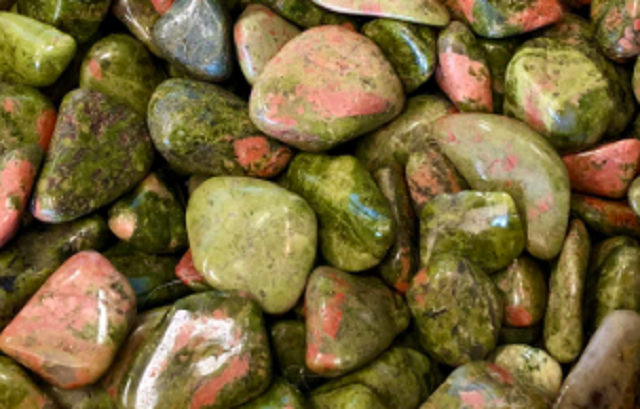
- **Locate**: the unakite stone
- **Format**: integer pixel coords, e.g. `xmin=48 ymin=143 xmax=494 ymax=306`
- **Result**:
xmin=310 ymin=384 xmax=387 ymax=409
xmin=589 ymin=236 xmax=639 ymax=276
xmin=238 ymin=378 xmax=305 ymax=409
xmin=592 ymin=0 xmax=640 ymax=60
xmin=153 ymin=0 xmax=233 ymax=82
xmin=286 ymin=154 xmax=394 ymax=272
xmin=309 ymin=0 xmax=449 ymax=26
xmin=0 ymin=356 xmax=57 ymax=409
xmin=421 ymin=362 xmax=548 ymax=408
xmin=80 ymin=34 xmax=165 ymax=115
xmin=493 ymin=256 xmax=546 ymax=328
xmin=249 ymin=25 xmax=405 ymax=152
xmin=45 ymin=384 xmax=115 ymax=409
xmin=249 ymin=0 xmax=356 ymax=28
xmin=362 ymin=19 xmax=437 ymax=93
xmin=556 ymin=310 xmax=640 ymax=408
xmin=270 ymin=321 xmax=323 ymax=391
xmin=175 ymin=249 xmax=210 ymax=292
xmin=489 ymin=345 xmax=562 ymax=400
xmin=407 ymin=255 xmax=503 ymax=367
xmin=571 ymin=194 xmax=640 ymax=238
xmin=119 ymin=292 xmax=272 ymax=409
xmin=374 ymin=165 xmax=418 ymax=293
xmin=313 ymin=347 xmax=440 ymax=409
xmin=0 ymin=83 xmax=57 ymax=151
xmin=31 ymin=90 xmax=154 ymax=223
xmin=355 ymin=94 xmax=456 ymax=171
xmin=0 ymin=13 xmax=77 ymax=87
xmin=542 ymin=13 xmax=594 ymax=45
xmin=630 ymin=176 xmax=640 ymax=216
xmin=545 ymin=219 xmax=590 ymax=363
xmin=305 ymin=267 xmax=409 ymax=377
xmin=234 ymin=5 xmax=300 ymax=85
xmin=433 ymin=113 xmax=571 ymax=260
xmin=148 ymin=79 xmax=291 ymax=177
xmin=112 ymin=0 xmax=163 ymax=56
xmin=477 ymin=38 xmax=519 ymax=114
xmin=604 ymin=63 xmax=636 ymax=139
xmin=0 ymin=214 xmax=109 ymax=330
xmin=436 ymin=22 xmax=493 ymax=113
xmin=0 ymin=251 xmax=136 ymax=389
xmin=188 ymin=177 xmax=317 ymax=314
xmin=420 ymin=191 xmax=525 ymax=273
xmin=108 ymin=171 xmax=187 ymax=254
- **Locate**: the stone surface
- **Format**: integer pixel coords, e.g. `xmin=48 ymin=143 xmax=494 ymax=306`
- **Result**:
xmin=250 ymin=0 xmax=356 ymax=28
xmin=310 ymin=384 xmax=387 ymax=409
xmin=592 ymin=0 xmax=640 ymax=61
xmin=175 ymin=249 xmax=210 ymax=292
xmin=148 ymin=79 xmax=291 ymax=177
xmin=153 ymin=0 xmax=233 ymax=82
xmin=0 ymin=355 xmax=57 ymax=409
xmin=305 ymin=267 xmax=409 ymax=377
xmin=112 ymin=0 xmax=163 ymax=56
xmin=477 ymin=38 xmax=519 ymax=114
xmin=286 ymin=154 xmax=394 ymax=272
xmin=433 ymin=113 xmax=571 ymax=260
xmin=589 ymin=235 xmax=639 ymax=276
xmin=0 ymin=251 xmax=136 ymax=389
xmin=238 ymin=378 xmax=305 ymax=409
xmin=308 ymin=0 xmax=450 ymax=26
xmin=0 ymin=13 xmax=77 ymax=87
xmin=187 ymin=177 xmax=316 ymax=314
xmin=499 ymin=324 xmax=542 ymax=345
xmin=571 ymin=194 xmax=640 ymax=238
xmin=629 ymin=176 xmax=640 ymax=216
xmin=31 ymin=89 xmax=154 ymax=223
xmin=436 ymin=22 xmax=493 ymax=113
xmin=407 ymin=255 xmax=503 ymax=367
xmin=119 ymin=291 xmax=271 ymax=409
xmin=270 ymin=320 xmax=323 ymax=391
xmin=249 ymin=25 xmax=405 ymax=152
xmin=420 ymin=191 xmax=525 ymax=273
xmin=234 ymin=4 xmax=300 ymax=85
xmin=44 ymin=384 xmax=115 ymax=409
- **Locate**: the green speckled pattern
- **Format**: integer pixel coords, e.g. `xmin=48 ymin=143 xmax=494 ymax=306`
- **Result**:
xmin=589 ymin=236 xmax=638 ymax=276
xmin=592 ymin=0 xmax=640 ymax=61
xmin=311 ymin=384 xmax=387 ymax=409
xmin=0 ymin=356 xmax=57 ymax=409
xmin=477 ymin=38 xmax=519 ymax=114
xmin=238 ymin=378 xmax=305 ymax=409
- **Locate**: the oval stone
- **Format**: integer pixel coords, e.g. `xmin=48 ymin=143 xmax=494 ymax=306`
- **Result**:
xmin=238 ymin=378 xmax=305 ymax=409
xmin=307 ymin=0 xmax=450 ymax=26
xmin=187 ymin=177 xmax=317 ymax=314
xmin=592 ymin=0 xmax=640 ymax=61
xmin=112 ymin=0 xmax=162 ymax=56
xmin=249 ymin=25 xmax=405 ymax=152
xmin=0 ymin=355 xmax=57 ymax=409
xmin=571 ymin=193 xmax=640 ymax=238
xmin=310 ymin=384 xmax=387 ymax=409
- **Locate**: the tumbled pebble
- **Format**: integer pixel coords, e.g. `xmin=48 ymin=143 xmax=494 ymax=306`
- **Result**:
xmin=0 ymin=355 xmax=57 ymax=408
xmin=592 ymin=0 xmax=640 ymax=61
xmin=571 ymin=193 xmax=640 ymax=238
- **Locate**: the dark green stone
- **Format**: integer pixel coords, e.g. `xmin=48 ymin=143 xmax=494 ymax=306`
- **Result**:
xmin=112 ymin=0 xmax=162 ymax=56
xmin=310 ymin=384 xmax=387 ymax=409
xmin=248 ymin=0 xmax=356 ymax=28
xmin=31 ymin=89 xmax=154 ymax=223
xmin=44 ymin=384 xmax=116 ymax=409
xmin=498 ymin=323 xmax=542 ymax=345
xmin=477 ymin=38 xmax=519 ymax=114
xmin=629 ymin=176 xmax=640 ymax=216
xmin=238 ymin=378 xmax=305 ymax=409
xmin=0 ymin=356 xmax=57 ymax=408
xmin=589 ymin=236 xmax=639 ymax=276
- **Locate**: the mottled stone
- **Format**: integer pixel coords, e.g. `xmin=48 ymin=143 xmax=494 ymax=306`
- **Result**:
xmin=31 ymin=90 xmax=154 ymax=223
xmin=592 ymin=0 xmax=640 ymax=61
xmin=270 ymin=320 xmax=323 ymax=391
xmin=362 ymin=19 xmax=437 ymax=93
xmin=629 ymin=177 xmax=640 ymax=219
xmin=119 ymin=292 xmax=271 ymax=409
xmin=153 ymin=0 xmax=232 ymax=82
xmin=545 ymin=219 xmax=590 ymax=363
xmin=436 ymin=22 xmax=492 ymax=113
xmin=305 ymin=267 xmax=409 ymax=377
xmin=148 ymin=79 xmax=291 ymax=177
xmin=477 ymin=38 xmax=519 ymax=114
xmin=108 ymin=171 xmax=187 ymax=254
xmin=112 ymin=0 xmax=163 ymax=56
xmin=286 ymin=154 xmax=394 ymax=272
xmin=249 ymin=0 xmax=356 ymax=28
xmin=175 ymin=249 xmax=210 ymax=292
xmin=0 ymin=251 xmax=136 ymax=389
xmin=421 ymin=191 xmax=525 ymax=273
xmin=433 ymin=113 xmax=571 ymax=260
xmin=555 ymin=310 xmax=640 ymax=409
xmin=407 ymin=255 xmax=503 ymax=367
xmin=571 ymin=194 xmax=640 ymax=238
xmin=0 ymin=13 xmax=77 ymax=87
xmin=45 ymin=384 xmax=115 ymax=409
xmin=308 ymin=0 xmax=449 ymax=26
xmin=250 ymin=25 xmax=404 ymax=152
xmin=238 ymin=378 xmax=305 ymax=409
xmin=311 ymin=384 xmax=387 ymax=409
xmin=0 ymin=356 xmax=57 ymax=409
xmin=234 ymin=5 xmax=300 ymax=85
xmin=589 ymin=235 xmax=639 ymax=276
xmin=188 ymin=177 xmax=316 ymax=314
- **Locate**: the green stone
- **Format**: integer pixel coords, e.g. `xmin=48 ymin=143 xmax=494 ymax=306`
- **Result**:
xmin=0 ymin=13 xmax=77 ymax=87
xmin=286 ymin=153 xmax=394 ymax=272
xmin=112 ymin=0 xmax=162 ymax=56
xmin=433 ymin=113 xmax=571 ymax=260
xmin=44 ymin=384 xmax=116 ymax=409
xmin=270 ymin=320 xmax=323 ymax=391
xmin=592 ymin=0 xmax=640 ymax=61
xmin=629 ymin=176 xmax=640 ymax=216
xmin=80 ymin=34 xmax=166 ymax=115
xmin=238 ymin=378 xmax=305 ymax=409
xmin=119 ymin=292 xmax=272 ymax=409
xmin=248 ymin=0 xmax=356 ymax=28
xmin=0 ymin=356 xmax=57 ymax=409
xmin=571 ymin=193 xmax=640 ymax=238
xmin=420 ymin=191 xmax=525 ymax=273
xmin=362 ymin=19 xmax=436 ymax=93
xmin=310 ymin=385 xmax=387 ymax=409
xmin=0 ymin=214 xmax=109 ymax=330
xmin=187 ymin=177 xmax=317 ymax=314
xmin=589 ymin=236 xmax=639 ymax=276
xmin=407 ymin=255 xmax=503 ymax=367
xmin=477 ymin=38 xmax=519 ymax=114
xmin=499 ymin=324 xmax=542 ymax=345
xmin=542 ymin=13 xmax=594 ymax=45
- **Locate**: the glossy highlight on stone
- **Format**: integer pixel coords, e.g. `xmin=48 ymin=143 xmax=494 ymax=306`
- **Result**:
xmin=112 ymin=0 xmax=163 ymax=56
xmin=308 ymin=0 xmax=450 ymax=26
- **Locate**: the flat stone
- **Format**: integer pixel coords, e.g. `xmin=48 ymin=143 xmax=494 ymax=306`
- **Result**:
xmin=238 ymin=378 xmax=305 ymax=409
xmin=308 ymin=0 xmax=450 ymax=26
xmin=0 ymin=356 xmax=57 ymax=409
xmin=0 ymin=251 xmax=136 ymax=388
xmin=571 ymin=193 xmax=640 ymax=238
xmin=175 ymin=249 xmax=210 ymax=292
xmin=112 ymin=0 xmax=162 ymax=56
xmin=593 ymin=0 xmax=640 ymax=61
xmin=250 ymin=25 xmax=404 ymax=152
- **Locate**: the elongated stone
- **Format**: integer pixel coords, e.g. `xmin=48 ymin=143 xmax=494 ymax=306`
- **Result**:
xmin=433 ymin=113 xmax=571 ymax=260
xmin=238 ymin=378 xmax=305 ymax=409
xmin=286 ymin=154 xmax=394 ymax=272
xmin=631 ymin=177 xmax=640 ymax=217
xmin=119 ymin=292 xmax=271 ymax=409
xmin=0 ymin=356 xmax=57 ymax=409
xmin=112 ymin=0 xmax=162 ymax=56
xmin=188 ymin=177 xmax=316 ymax=314
xmin=571 ymin=194 xmax=640 ymax=238
xmin=308 ymin=0 xmax=450 ymax=26
xmin=306 ymin=267 xmax=409 ymax=377
xmin=436 ymin=22 xmax=492 ymax=113
xmin=0 ymin=214 xmax=109 ymax=330
xmin=0 ymin=251 xmax=136 ymax=389
xmin=250 ymin=25 xmax=405 ymax=152
xmin=249 ymin=0 xmax=356 ymax=28
xmin=311 ymin=384 xmax=387 ymax=409
xmin=407 ymin=255 xmax=503 ymax=367
xmin=153 ymin=0 xmax=233 ymax=82
xmin=545 ymin=219 xmax=590 ymax=363
xmin=363 ymin=19 xmax=437 ymax=93
xmin=148 ymin=79 xmax=291 ymax=177
xmin=477 ymin=38 xmax=519 ymax=114
xmin=234 ymin=5 xmax=300 ymax=85
xmin=592 ymin=0 xmax=640 ymax=61
xmin=270 ymin=320 xmax=323 ymax=391
xmin=555 ymin=310 xmax=640 ymax=409
xmin=493 ymin=256 xmax=547 ymax=327
xmin=108 ymin=172 xmax=187 ymax=254
xmin=31 ymin=90 xmax=154 ymax=223
xmin=175 ymin=249 xmax=210 ymax=292
xmin=0 ymin=13 xmax=77 ymax=87
xmin=421 ymin=191 xmax=525 ymax=273
xmin=44 ymin=384 xmax=115 ymax=409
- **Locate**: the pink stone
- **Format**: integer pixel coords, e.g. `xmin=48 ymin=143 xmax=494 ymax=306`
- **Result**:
xmin=0 ymin=156 xmax=37 ymax=248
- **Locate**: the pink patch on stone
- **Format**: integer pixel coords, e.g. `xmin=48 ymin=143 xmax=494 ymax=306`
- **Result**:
xmin=175 ymin=250 xmax=206 ymax=286
xmin=460 ymin=390 xmax=485 ymax=409
xmin=436 ymin=51 xmax=492 ymax=112
xmin=505 ymin=306 xmax=533 ymax=327
xmin=189 ymin=354 xmax=251 ymax=409
xmin=36 ymin=109 xmax=57 ymax=152
xmin=507 ymin=0 xmax=563 ymax=33
xmin=3 ymin=98 xmax=14 ymax=113
xmin=88 ymin=59 xmax=103 ymax=80
xmin=109 ymin=211 xmax=137 ymax=241
xmin=458 ymin=0 xmax=476 ymax=23
xmin=151 ymin=0 xmax=174 ymax=14
xmin=0 ymin=158 xmax=37 ymax=248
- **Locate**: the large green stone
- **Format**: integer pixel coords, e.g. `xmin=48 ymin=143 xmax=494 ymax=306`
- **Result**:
xmin=0 ymin=356 xmax=57 ymax=408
